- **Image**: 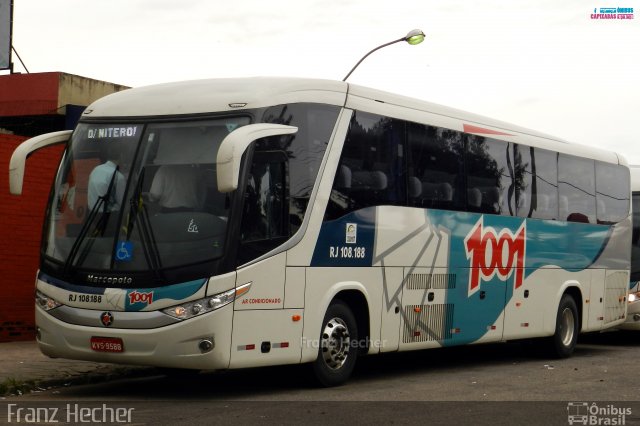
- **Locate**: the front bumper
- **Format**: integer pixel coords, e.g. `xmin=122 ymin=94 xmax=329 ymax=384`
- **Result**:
xmin=35 ymin=303 xmax=233 ymax=370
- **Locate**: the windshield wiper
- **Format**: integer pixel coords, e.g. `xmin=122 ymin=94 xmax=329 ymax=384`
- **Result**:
xmin=124 ymin=169 xmax=164 ymax=279
xmin=135 ymin=203 xmax=164 ymax=276
xmin=63 ymin=167 xmax=119 ymax=274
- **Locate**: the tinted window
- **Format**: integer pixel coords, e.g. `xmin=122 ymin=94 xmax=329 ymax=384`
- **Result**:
xmin=261 ymin=104 xmax=340 ymax=231
xmin=466 ymin=136 xmax=515 ymax=215
xmin=517 ymin=146 xmax=558 ymax=219
xmin=241 ymin=152 xmax=288 ymax=242
xmin=325 ymin=112 xmax=404 ymax=220
xmin=407 ymin=123 xmax=464 ymax=211
xmin=595 ymin=162 xmax=630 ymax=224
xmin=558 ymin=154 xmax=595 ymax=223
xmin=235 ymin=104 xmax=340 ymax=265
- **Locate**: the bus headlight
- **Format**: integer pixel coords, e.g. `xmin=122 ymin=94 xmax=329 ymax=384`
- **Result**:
xmin=629 ymin=292 xmax=640 ymax=303
xmin=36 ymin=290 xmax=62 ymax=311
xmin=162 ymin=282 xmax=252 ymax=320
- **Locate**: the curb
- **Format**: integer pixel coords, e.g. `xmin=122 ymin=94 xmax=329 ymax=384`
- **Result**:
xmin=1 ymin=366 xmax=155 ymax=397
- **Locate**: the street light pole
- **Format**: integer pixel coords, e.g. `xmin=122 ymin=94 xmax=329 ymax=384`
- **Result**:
xmin=342 ymin=29 xmax=425 ymax=82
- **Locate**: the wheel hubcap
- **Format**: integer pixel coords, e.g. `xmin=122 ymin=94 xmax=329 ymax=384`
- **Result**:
xmin=560 ymin=307 xmax=575 ymax=347
xmin=320 ymin=317 xmax=351 ymax=370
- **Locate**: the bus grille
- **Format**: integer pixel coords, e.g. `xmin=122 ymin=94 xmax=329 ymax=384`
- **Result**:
xmin=403 ymin=304 xmax=454 ymax=343
xmin=406 ymin=273 xmax=456 ymax=290
xmin=604 ymin=271 xmax=628 ymax=324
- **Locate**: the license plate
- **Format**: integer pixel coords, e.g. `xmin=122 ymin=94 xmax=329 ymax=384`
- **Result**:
xmin=90 ymin=336 xmax=124 ymax=353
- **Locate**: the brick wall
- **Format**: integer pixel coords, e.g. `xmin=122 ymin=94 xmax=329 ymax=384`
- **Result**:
xmin=0 ymin=73 xmax=59 ymax=117
xmin=0 ymin=134 xmax=64 ymax=341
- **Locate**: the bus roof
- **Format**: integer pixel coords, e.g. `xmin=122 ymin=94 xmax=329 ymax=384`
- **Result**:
xmin=82 ymin=76 xmax=624 ymax=165
xmin=83 ymin=77 xmax=348 ymax=118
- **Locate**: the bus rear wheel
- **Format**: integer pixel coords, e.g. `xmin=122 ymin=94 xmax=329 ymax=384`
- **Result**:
xmin=311 ymin=300 xmax=358 ymax=387
xmin=547 ymin=294 xmax=579 ymax=358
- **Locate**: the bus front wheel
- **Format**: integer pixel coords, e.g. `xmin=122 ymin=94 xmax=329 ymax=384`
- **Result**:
xmin=311 ymin=300 xmax=358 ymax=387
xmin=547 ymin=294 xmax=579 ymax=358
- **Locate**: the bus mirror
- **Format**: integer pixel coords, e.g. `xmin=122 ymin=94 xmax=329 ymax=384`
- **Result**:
xmin=216 ymin=123 xmax=298 ymax=193
xmin=9 ymin=130 xmax=72 ymax=195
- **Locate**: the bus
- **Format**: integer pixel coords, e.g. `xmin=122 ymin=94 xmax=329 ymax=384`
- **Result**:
xmin=8 ymin=77 xmax=631 ymax=386
xmin=620 ymin=166 xmax=640 ymax=330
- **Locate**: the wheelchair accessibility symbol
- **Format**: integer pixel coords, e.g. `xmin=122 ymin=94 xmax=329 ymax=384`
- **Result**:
xmin=115 ymin=241 xmax=133 ymax=262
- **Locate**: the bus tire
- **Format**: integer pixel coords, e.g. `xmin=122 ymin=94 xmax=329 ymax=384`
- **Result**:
xmin=547 ymin=294 xmax=579 ymax=358
xmin=311 ymin=300 xmax=358 ymax=387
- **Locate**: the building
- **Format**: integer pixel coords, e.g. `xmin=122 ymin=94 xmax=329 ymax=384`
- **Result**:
xmin=0 ymin=72 xmax=127 ymax=341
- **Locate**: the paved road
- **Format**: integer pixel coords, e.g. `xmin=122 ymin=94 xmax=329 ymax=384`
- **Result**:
xmin=3 ymin=331 xmax=640 ymax=425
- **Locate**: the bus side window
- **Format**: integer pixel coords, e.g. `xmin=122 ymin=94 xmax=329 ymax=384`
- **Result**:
xmin=238 ymin=150 xmax=289 ymax=265
xmin=466 ymin=136 xmax=515 ymax=216
xmin=517 ymin=147 xmax=558 ymax=220
xmin=595 ymin=161 xmax=630 ymax=225
xmin=325 ymin=112 xmax=402 ymax=220
xmin=406 ymin=123 xmax=463 ymax=212
xmin=558 ymin=154 xmax=596 ymax=223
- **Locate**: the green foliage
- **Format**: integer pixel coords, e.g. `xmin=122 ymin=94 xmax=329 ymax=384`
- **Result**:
xmin=0 ymin=378 xmax=36 ymax=396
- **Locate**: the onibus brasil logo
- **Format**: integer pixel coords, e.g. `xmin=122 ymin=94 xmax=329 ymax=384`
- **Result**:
xmin=464 ymin=217 xmax=526 ymax=296
xmin=591 ymin=7 xmax=634 ymax=19
xmin=567 ymin=402 xmax=632 ymax=425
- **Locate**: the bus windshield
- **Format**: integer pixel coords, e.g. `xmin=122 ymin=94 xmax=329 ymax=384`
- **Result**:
xmin=45 ymin=117 xmax=250 ymax=273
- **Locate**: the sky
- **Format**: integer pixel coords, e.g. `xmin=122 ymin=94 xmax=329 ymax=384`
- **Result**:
xmin=4 ymin=0 xmax=640 ymax=163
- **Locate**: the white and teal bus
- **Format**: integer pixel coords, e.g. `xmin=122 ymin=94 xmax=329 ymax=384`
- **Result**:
xmin=9 ymin=78 xmax=631 ymax=386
